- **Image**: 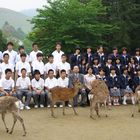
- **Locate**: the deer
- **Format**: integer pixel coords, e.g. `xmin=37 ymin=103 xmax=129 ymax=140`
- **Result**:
xmin=132 ymin=85 xmax=140 ymax=117
xmin=49 ymin=80 xmax=84 ymax=118
xmin=0 ymin=96 xmax=26 ymax=136
xmin=89 ymin=79 xmax=110 ymax=119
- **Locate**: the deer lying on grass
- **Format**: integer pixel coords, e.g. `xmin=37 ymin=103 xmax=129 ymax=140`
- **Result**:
xmin=132 ymin=85 xmax=140 ymax=117
xmin=49 ymin=80 xmax=83 ymax=117
xmin=89 ymin=79 xmax=109 ymax=119
xmin=0 ymin=96 xmax=26 ymax=136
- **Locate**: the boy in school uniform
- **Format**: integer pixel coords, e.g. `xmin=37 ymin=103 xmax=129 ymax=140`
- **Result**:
xmin=0 ymin=69 xmax=15 ymax=97
xmin=16 ymin=68 xmax=32 ymax=110
xmin=32 ymin=70 xmax=45 ymax=108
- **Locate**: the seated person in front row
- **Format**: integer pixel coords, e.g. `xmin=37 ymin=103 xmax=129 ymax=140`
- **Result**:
xmin=0 ymin=68 xmax=16 ymax=97
xmin=31 ymin=70 xmax=45 ymax=108
xmin=16 ymin=68 xmax=32 ymax=110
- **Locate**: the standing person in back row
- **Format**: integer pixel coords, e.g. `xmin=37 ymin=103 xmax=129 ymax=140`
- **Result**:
xmin=3 ymin=42 xmax=17 ymax=67
xmin=52 ymin=42 xmax=64 ymax=68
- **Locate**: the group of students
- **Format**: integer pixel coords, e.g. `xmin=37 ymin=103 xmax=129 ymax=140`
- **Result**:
xmin=0 ymin=41 xmax=140 ymax=110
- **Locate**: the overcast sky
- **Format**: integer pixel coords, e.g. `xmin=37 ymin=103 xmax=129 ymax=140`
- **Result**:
xmin=0 ymin=0 xmax=47 ymax=11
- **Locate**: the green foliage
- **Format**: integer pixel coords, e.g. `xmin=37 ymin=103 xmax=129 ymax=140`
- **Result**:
xmin=0 ymin=30 xmax=7 ymax=51
xmin=29 ymin=0 xmax=116 ymax=54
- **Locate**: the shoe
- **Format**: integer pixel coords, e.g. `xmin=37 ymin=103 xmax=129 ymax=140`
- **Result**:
xmin=40 ymin=104 xmax=44 ymax=108
xmin=25 ymin=106 xmax=31 ymax=110
xmin=108 ymin=103 xmax=112 ymax=106
xmin=68 ymin=104 xmax=72 ymax=108
xmin=59 ymin=105 xmax=63 ymax=108
xmin=47 ymin=105 xmax=50 ymax=108
xmin=116 ymin=102 xmax=120 ymax=106
xmin=123 ymin=101 xmax=127 ymax=105
xmin=54 ymin=105 xmax=57 ymax=108
xmin=20 ymin=106 xmax=24 ymax=110
xmin=34 ymin=105 xmax=38 ymax=108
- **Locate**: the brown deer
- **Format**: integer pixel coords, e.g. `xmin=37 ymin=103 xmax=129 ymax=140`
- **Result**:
xmin=89 ymin=79 xmax=110 ymax=119
xmin=0 ymin=96 xmax=26 ymax=136
xmin=132 ymin=85 xmax=140 ymax=117
xmin=49 ymin=81 xmax=84 ymax=117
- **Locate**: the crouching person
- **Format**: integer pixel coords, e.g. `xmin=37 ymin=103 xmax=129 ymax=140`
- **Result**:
xmin=0 ymin=68 xmax=16 ymax=97
xmin=16 ymin=68 xmax=32 ymax=110
xmin=120 ymin=67 xmax=134 ymax=105
xmin=31 ymin=70 xmax=45 ymax=108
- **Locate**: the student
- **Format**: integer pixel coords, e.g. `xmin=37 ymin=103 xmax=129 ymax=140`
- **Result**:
xmin=0 ymin=53 xmax=14 ymax=79
xmin=45 ymin=69 xmax=58 ymax=107
xmin=134 ymin=48 xmax=140 ymax=65
xmin=69 ymin=66 xmax=86 ymax=107
xmin=115 ymin=57 xmax=123 ymax=76
xmin=105 ymin=56 xmax=113 ymax=76
xmin=79 ymin=58 xmax=88 ymax=75
xmin=29 ymin=43 xmax=43 ymax=63
xmin=120 ymin=67 xmax=134 ymax=105
xmin=58 ymin=54 xmax=71 ymax=76
xmin=44 ymin=54 xmax=57 ymax=77
xmin=92 ymin=57 xmax=101 ymax=76
xmin=32 ymin=70 xmax=45 ymax=108
xmin=52 ymin=42 xmax=64 ymax=67
xmin=16 ymin=53 xmax=31 ymax=78
xmin=107 ymin=66 xmax=121 ymax=106
xmin=16 ymin=45 xmax=29 ymax=63
xmin=16 ymin=68 xmax=32 ymax=110
xmin=3 ymin=42 xmax=17 ymax=66
xmin=57 ymin=69 xmax=70 ymax=107
xmin=32 ymin=52 xmax=45 ymax=78
xmin=120 ymin=47 xmax=130 ymax=66
xmin=133 ymin=68 xmax=140 ymax=90
xmin=96 ymin=68 xmax=107 ymax=82
xmin=0 ymin=69 xmax=15 ymax=97
xmin=110 ymin=47 xmax=120 ymax=65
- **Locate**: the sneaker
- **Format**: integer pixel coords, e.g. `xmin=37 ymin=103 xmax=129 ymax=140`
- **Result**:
xmin=25 ymin=106 xmax=31 ymax=110
xmin=34 ymin=105 xmax=38 ymax=108
xmin=47 ymin=105 xmax=50 ymax=108
xmin=40 ymin=104 xmax=44 ymax=108
xmin=54 ymin=105 xmax=57 ymax=108
xmin=59 ymin=105 xmax=63 ymax=108
xmin=68 ymin=104 xmax=72 ymax=108
xmin=123 ymin=101 xmax=127 ymax=105
xmin=20 ymin=106 xmax=24 ymax=110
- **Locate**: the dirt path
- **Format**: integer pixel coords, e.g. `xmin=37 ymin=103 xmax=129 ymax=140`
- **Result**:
xmin=0 ymin=106 xmax=140 ymax=140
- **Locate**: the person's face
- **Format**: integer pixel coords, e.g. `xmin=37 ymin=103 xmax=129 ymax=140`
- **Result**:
xmin=33 ymin=45 xmax=38 ymax=51
xmin=21 ymin=56 xmax=26 ymax=62
xmin=6 ymin=71 xmax=12 ymax=78
xmin=138 ymin=71 xmax=140 ymax=75
xmin=48 ymin=71 xmax=54 ymax=78
xmin=87 ymin=48 xmax=91 ymax=53
xmin=35 ymin=74 xmax=40 ymax=80
xmin=56 ymin=44 xmax=61 ymax=51
xmin=62 ymin=56 xmax=66 ymax=62
xmin=82 ymin=59 xmax=86 ymax=65
xmin=48 ymin=57 xmax=54 ymax=63
xmin=37 ymin=56 xmax=43 ymax=61
xmin=123 ymin=70 xmax=128 ymax=75
xmin=122 ymin=50 xmax=127 ymax=54
xmin=3 ymin=55 xmax=9 ymax=62
xmin=113 ymin=49 xmax=118 ymax=54
xmin=107 ymin=59 xmax=112 ymax=64
xmin=136 ymin=51 xmax=140 ymax=55
xmin=73 ymin=66 xmax=79 ymax=73
xmin=130 ymin=58 xmax=135 ymax=63
xmin=75 ymin=49 xmax=80 ymax=54
xmin=61 ymin=72 xmax=66 ymax=78
xmin=21 ymin=70 xmax=26 ymax=77
xmin=94 ymin=59 xmax=98 ymax=64
xmin=98 ymin=47 xmax=103 ymax=53
xmin=88 ymin=68 xmax=93 ymax=74
xmin=111 ymin=70 xmax=116 ymax=75
xmin=19 ymin=48 xmax=25 ymax=54
xmin=7 ymin=45 xmax=13 ymax=51
xmin=116 ymin=59 xmax=120 ymax=64
xmin=99 ymin=70 xmax=104 ymax=76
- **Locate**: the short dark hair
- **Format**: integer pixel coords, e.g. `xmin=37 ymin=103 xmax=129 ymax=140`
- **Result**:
xmin=60 ymin=69 xmax=66 ymax=74
xmin=56 ymin=42 xmax=62 ymax=46
xmin=21 ymin=68 xmax=27 ymax=72
xmin=5 ymin=68 xmax=12 ymax=74
xmin=3 ymin=53 xmax=9 ymax=58
xmin=61 ymin=54 xmax=67 ymax=57
xmin=48 ymin=54 xmax=54 ymax=58
xmin=36 ymin=52 xmax=43 ymax=57
xmin=18 ymin=45 xmax=24 ymax=51
xmin=32 ymin=42 xmax=38 ymax=47
xmin=48 ymin=69 xmax=54 ymax=74
xmin=20 ymin=53 xmax=27 ymax=57
xmin=34 ymin=70 xmax=41 ymax=75
xmin=7 ymin=42 xmax=14 ymax=47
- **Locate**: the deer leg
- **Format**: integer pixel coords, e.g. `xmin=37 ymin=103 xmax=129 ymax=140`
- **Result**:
xmin=12 ymin=111 xmax=26 ymax=136
xmin=62 ymin=102 xmax=66 ymax=116
xmin=50 ymin=101 xmax=56 ymax=118
xmin=95 ymin=103 xmax=100 ymax=118
xmin=70 ymin=99 xmax=78 ymax=115
xmin=1 ymin=113 xmax=9 ymax=133
xmin=90 ymin=100 xmax=95 ymax=119
xmin=9 ymin=113 xmax=17 ymax=134
xmin=104 ymin=100 xmax=108 ymax=117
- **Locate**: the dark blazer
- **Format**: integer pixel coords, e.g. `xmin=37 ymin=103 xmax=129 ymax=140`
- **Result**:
xmin=94 ymin=52 xmax=107 ymax=65
xmin=84 ymin=53 xmax=94 ymax=66
xmin=120 ymin=54 xmax=130 ymax=66
xmin=133 ymin=75 xmax=140 ymax=89
xmin=70 ymin=54 xmax=82 ymax=68
xmin=120 ymin=74 xmax=131 ymax=89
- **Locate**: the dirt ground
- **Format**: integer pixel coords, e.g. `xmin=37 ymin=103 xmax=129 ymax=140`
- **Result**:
xmin=0 ymin=105 xmax=140 ymax=140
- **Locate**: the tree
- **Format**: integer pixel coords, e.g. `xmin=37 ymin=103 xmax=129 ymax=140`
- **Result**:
xmin=29 ymin=0 xmax=116 ymax=54
xmin=0 ymin=30 xmax=7 ymax=51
